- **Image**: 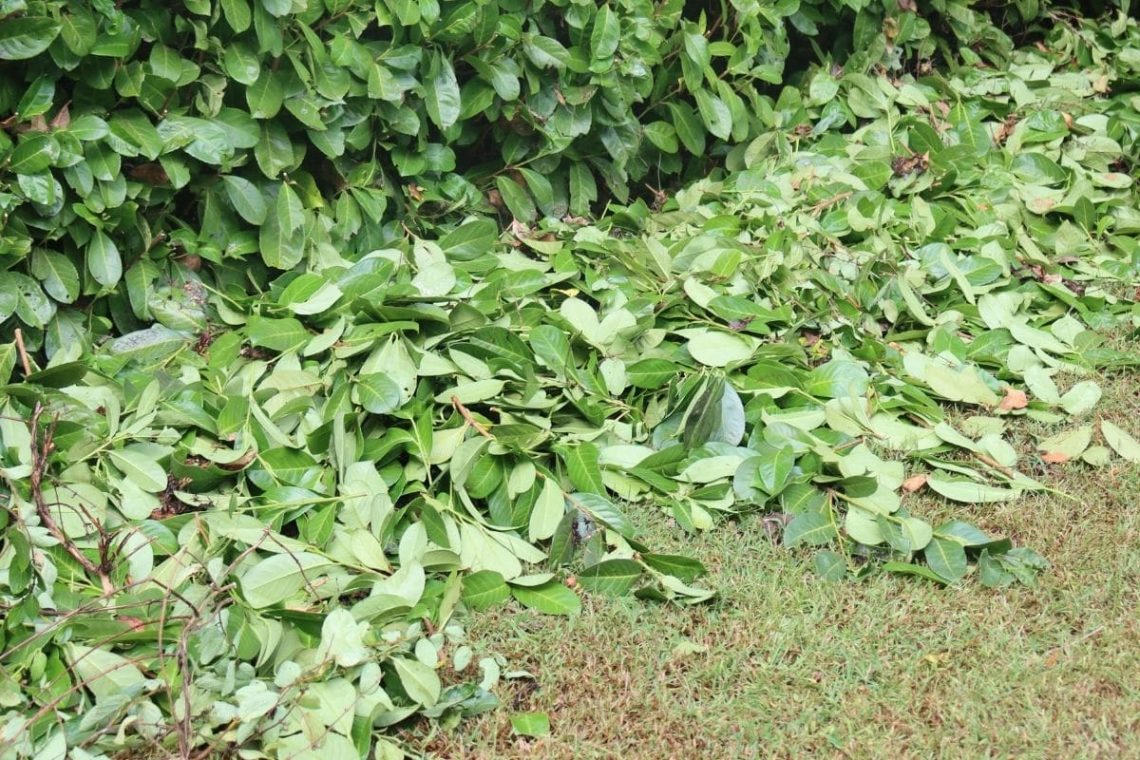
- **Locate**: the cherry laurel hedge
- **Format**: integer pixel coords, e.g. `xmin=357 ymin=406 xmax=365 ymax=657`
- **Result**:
xmin=0 ymin=0 xmax=1074 ymax=354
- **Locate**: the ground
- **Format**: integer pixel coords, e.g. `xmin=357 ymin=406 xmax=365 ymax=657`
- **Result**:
xmin=407 ymin=363 xmax=1140 ymax=759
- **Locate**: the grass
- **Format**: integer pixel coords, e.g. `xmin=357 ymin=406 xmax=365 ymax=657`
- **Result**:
xmin=405 ymin=365 xmax=1140 ymax=759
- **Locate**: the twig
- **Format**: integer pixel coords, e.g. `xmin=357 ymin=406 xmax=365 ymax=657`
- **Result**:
xmin=28 ymin=403 xmax=115 ymax=595
xmin=973 ymin=451 xmax=1015 ymax=478
xmin=451 ymin=396 xmax=495 ymax=440
xmin=14 ymin=328 xmax=31 ymax=375
xmin=807 ymin=191 xmax=853 ymax=215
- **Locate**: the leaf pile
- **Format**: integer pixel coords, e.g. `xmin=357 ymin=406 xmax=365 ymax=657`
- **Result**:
xmin=3 ymin=3 xmax=1140 ymax=760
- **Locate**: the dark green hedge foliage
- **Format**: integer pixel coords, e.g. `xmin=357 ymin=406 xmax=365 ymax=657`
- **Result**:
xmin=0 ymin=0 xmax=1096 ymax=360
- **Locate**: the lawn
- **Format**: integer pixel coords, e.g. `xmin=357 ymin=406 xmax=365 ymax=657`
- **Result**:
xmin=410 ymin=368 xmax=1140 ymax=759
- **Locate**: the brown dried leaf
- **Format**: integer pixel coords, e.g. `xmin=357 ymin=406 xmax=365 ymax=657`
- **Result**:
xmin=901 ymin=473 xmax=929 ymax=493
xmin=50 ymin=103 xmax=71 ymax=130
xmin=216 ymin=448 xmax=258 ymax=471
xmin=1040 ymin=451 xmax=1069 ymax=464
xmin=998 ymin=388 xmax=1029 ymax=410
xmin=129 ymin=163 xmax=170 ymax=185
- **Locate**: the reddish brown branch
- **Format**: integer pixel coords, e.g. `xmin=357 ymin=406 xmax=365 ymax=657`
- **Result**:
xmin=28 ymin=404 xmax=115 ymax=595
xmin=451 ymin=396 xmax=495 ymax=440
xmin=14 ymin=328 xmax=31 ymax=375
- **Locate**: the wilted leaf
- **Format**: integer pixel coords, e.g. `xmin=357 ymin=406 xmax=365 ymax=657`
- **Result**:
xmin=901 ymin=473 xmax=929 ymax=493
xmin=998 ymin=388 xmax=1029 ymax=411
xmin=1102 ymin=421 xmax=1140 ymax=462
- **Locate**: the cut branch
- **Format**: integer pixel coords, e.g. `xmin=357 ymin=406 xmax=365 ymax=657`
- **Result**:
xmin=451 ymin=396 xmax=495 ymax=440
xmin=28 ymin=403 xmax=115 ymax=596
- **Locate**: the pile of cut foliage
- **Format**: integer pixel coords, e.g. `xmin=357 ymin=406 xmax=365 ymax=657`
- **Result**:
xmin=2 ymin=1 xmax=1139 ymax=758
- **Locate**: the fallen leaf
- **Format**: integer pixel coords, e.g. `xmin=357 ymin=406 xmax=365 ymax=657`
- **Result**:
xmin=1040 ymin=451 xmax=1069 ymax=464
xmin=998 ymin=388 xmax=1029 ymax=410
xmin=901 ymin=473 xmax=929 ymax=493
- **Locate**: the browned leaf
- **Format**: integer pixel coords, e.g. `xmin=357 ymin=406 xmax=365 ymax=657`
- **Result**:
xmin=129 ymin=163 xmax=170 ymax=185
xmin=486 ymin=187 xmax=504 ymax=209
xmin=1041 ymin=451 xmax=1069 ymax=464
xmin=50 ymin=103 xmax=71 ymax=130
xmin=998 ymin=388 xmax=1029 ymax=410
xmin=891 ymin=152 xmax=929 ymax=177
xmin=216 ymin=448 xmax=258 ymax=471
xmin=901 ymin=473 xmax=929 ymax=493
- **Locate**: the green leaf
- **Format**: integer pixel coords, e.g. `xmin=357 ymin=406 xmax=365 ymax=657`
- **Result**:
xmin=523 ymin=35 xmax=569 ymax=69
xmin=924 ymin=537 xmax=967 ymax=582
xmin=558 ymin=443 xmax=606 ymax=495
xmin=240 ymin=552 xmax=332 ymax=608
xmin=87 ymin=231 xmax=123 ymax=287
xmin=626 ymin=359 xmax=679 ymax=389
xmin=640 ymin=554 xmax=707 ymax=583
xmin=65 ymin=645 xmax=145 ymax=701
xmin=686 ymin=331 xmax=753 ymax=367
xmin=247 ymin=315 xmax=308 ymax=352
xmin=883 ymin=561 xmax=949 ymax=585
xmin=247 ymin=70 xmax=285 ymax=119
xmin=109 ymin=110 xmax=163 ymax=160
xmin=495 ymin=176 xmax=536 ymax=222
xmin=1037 ymin=426 xmax=1092 ymax=461
xmin=590 ymin=6 xmax=620 ymax=60
xmin=567 ymin=492 xmax=633 ymax=538
xmin=519 ymin=167 xmax=554 ymax=212
xmin=0 ymin=17 xmax=61 ymax=60
xmin=754 ymin=445 xmax=795 ymax=495
xmin=926 ymin=475 xmax=1021 ymax=503
xmin=425 ymin=53 xmax=462 ymax=129
xmin=434 ymin=378 xmax=505 ymax=405
xmin=510 ymin=712 xmax=551 ymax=737
xmin=30 ymin=250 xmax=80 ymax=304
xmin=109 ymin=326 xmax=188 ymax=362
xmin=935 ymin=521 xmax=991 ymax=546
xmin=784 ymin=512 xmax=837 ymax=547
xmin=357 ymin=373 xmax=402 ymax=414
xmin=512 ymin=581 xmax=581 ymax=615
xmin=668 ymin=102 xmax=706 ymax=155
xmin=528 ymin=476 xmax=565 ymax=542
xmin=813 ymin=550 xmax=847 ymax=581
xmin=392 ymin=657 xmax=441 ymax=707
xmin=578 ymin=559 xmax=641 ymax=595
xmin=9 ymin=134 xmax=58 ymax=173
xmin=223 ymin=175 xmax=268 ymax=225
xmin=978 ymin=550 xmax=1015 ymax=588
xmin=643 ymin=121 xmax=679 ymax=154
xmin=805 ymin=360 xmax=869 ymax=399
xmin=1060 ymin=381 xmax=1100 ymax=416
xmin=108 ymin=448 xmax=167 ymax=493
xmin=462 ymin=570 xmax=511 ymax=611
xmin=1102 ymin=421 xmax=1140 ymax=463
xmin=694 ymin=90 xmax=732 ymax=141
xmin=568 ymin=163 xmax=596 ymax=215
xmin=276 ymin=182 xmax=305 ymax=235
